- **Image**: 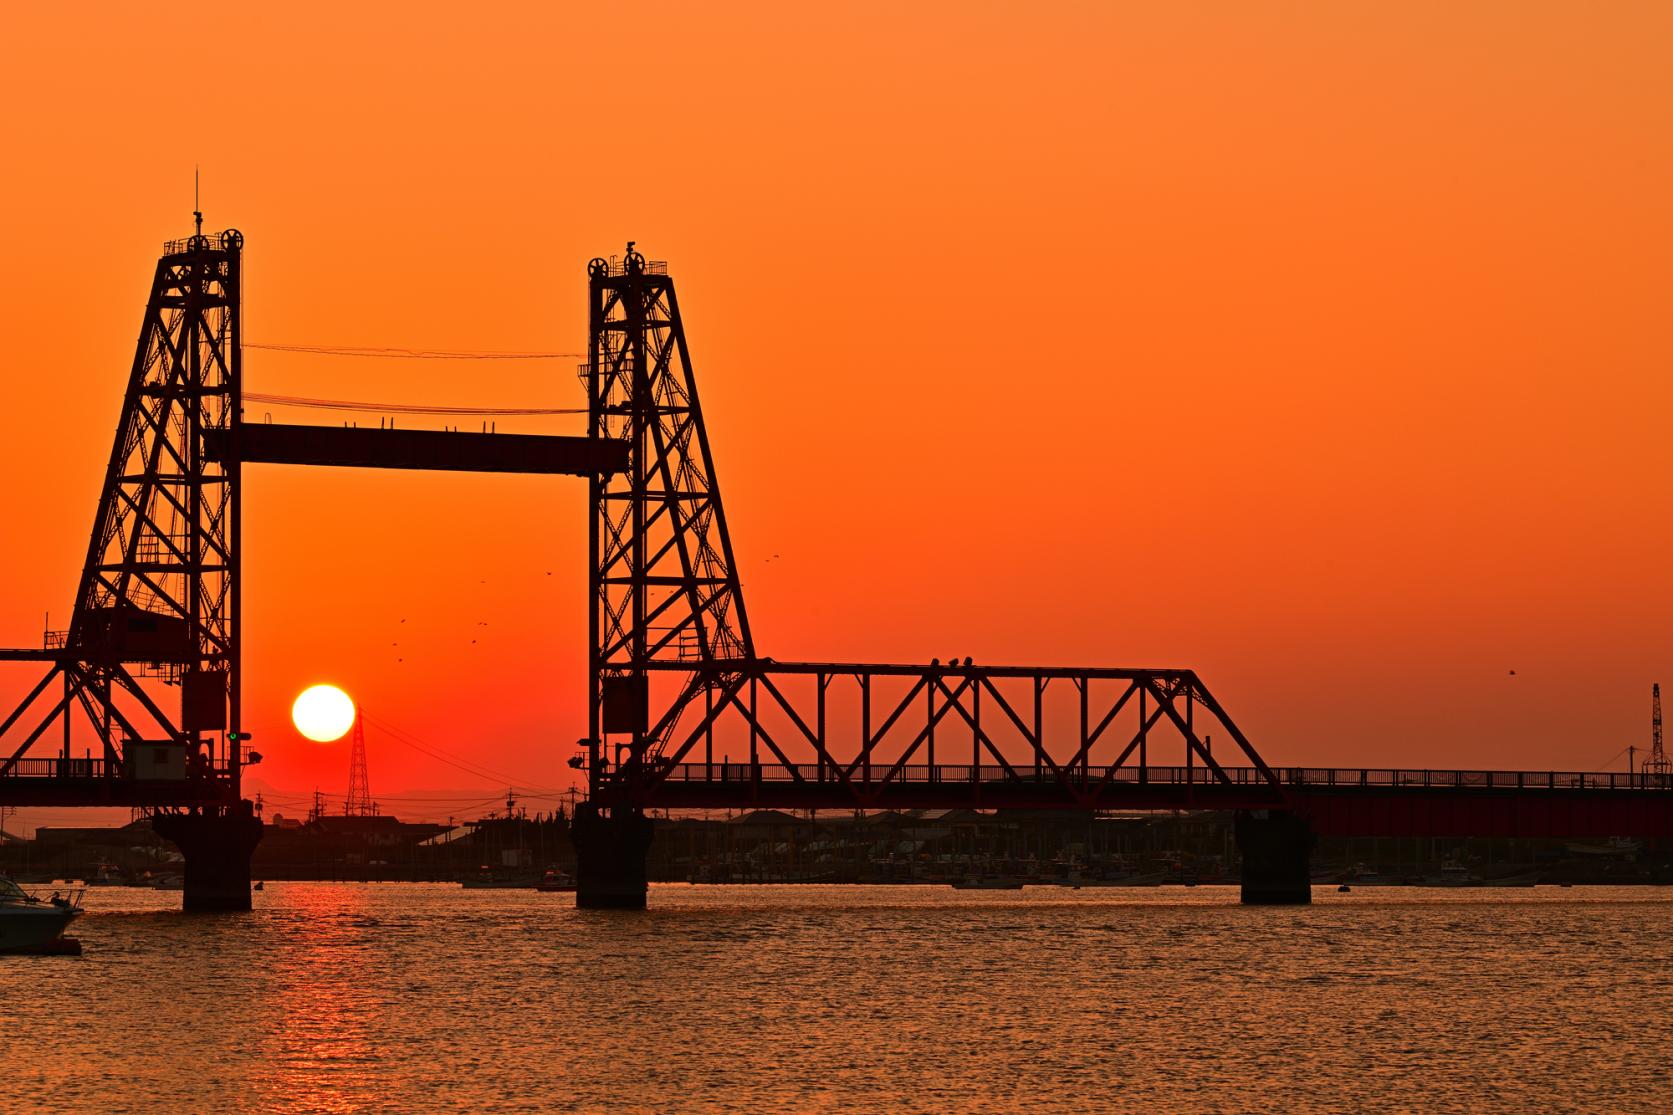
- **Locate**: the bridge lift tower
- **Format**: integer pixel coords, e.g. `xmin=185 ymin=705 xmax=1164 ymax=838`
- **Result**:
xmin=0 ymin=224 xmax=262 ymax=906
xmin=0 ymin=225 xmax=622 ymax=909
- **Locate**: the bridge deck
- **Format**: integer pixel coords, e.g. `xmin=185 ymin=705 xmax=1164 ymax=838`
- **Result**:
xmin=603 ymin=763 xmax=1673 ymax=839
xmin=8 ymin=758 xmax=1671 ymax=839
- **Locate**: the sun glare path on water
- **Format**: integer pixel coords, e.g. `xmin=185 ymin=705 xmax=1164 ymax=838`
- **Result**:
xmin=292 ymin=684 xmax=356 ymax=743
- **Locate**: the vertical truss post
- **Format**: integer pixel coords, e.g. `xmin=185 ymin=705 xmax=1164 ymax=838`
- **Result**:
xmin=862 ymin=675 xmax=872 ymax=787
xmin=1185 ymin=688 xmax=1195 ymax=794
xmin=704 ymin=683 xmax=713 ymax=779
xmin=1078 ymin=678 xmax=1089 ymax=789
xmin=61 ymin=672 xmax=72 ymax=763
xmin=1033 ymin=678 xmax=1044 ymax=781
xmin=926 ymin=679 xmax=936 ymax=781
xmin=1138 ymin=685 xmax=1148 ymax=785
xmin=817 ymin=672 xmax=828 ymax=783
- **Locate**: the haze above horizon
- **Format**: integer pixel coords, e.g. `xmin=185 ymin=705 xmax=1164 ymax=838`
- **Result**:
xmin=1 ymin=2 xmax=1670 ymax=802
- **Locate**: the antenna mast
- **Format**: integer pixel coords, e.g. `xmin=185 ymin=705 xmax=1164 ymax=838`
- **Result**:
xmin=1645 ymin=683 xmax=1669 ymax=778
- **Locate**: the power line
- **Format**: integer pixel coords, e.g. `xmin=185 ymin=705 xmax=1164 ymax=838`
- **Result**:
xmin=246 ymin=342 xmax=584 ymax=360
xmin=1587 ymin=745 xmax=1631 ymax=774
xmin=245 ymin=391 xmax=585 ymax=416
xmin=361 ymin=711 xmax=570 ymax=794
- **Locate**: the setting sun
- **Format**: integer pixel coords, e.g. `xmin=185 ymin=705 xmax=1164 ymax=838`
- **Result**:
xmin=291 ymin=684 xmax=356 ymax=743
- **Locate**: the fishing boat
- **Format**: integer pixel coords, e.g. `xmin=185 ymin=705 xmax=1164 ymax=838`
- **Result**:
xmin=0 ymin=877 xmax=83 ymax=954
xmin=536 ymin=868 xmax=576 ymax=893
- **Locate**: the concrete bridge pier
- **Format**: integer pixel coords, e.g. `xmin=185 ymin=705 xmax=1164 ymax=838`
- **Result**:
xmin=1235 ymin=809 xmax=1315 ymax=905
xmin=572 ymin=803 xmax=654 ymax=909
xmin=152 ymin=801 xmax=265 ymax=912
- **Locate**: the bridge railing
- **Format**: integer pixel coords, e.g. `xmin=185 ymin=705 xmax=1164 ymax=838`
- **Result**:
xmin=655 ymin=762 xmax=1673 ymax=792
xmin=1282 ymin=768 xmax=1673 ymax=791
xmin=656 ymin=762 xmax=1279 ymax=786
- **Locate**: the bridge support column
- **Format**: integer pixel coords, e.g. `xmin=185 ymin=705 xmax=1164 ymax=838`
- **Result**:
xmin=572 ymin=804 xmax=653 ymax=909
xmin=1235 ymin=809 xmax=1314 ymax=905
xmin=152 ymin=801 xmax=264 ymax=912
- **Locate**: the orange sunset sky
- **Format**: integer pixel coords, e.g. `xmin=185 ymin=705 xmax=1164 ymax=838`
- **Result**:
xmin=2 ymin=3 xmax=1671 ymax=822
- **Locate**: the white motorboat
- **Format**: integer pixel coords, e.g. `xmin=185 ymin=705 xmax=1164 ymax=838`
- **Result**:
xmin=536 ymin=868 xmax=577 ymax=893
xmin=0 ymin=877 xmax=83 ymax=954
xmin=1422 ymin=859 xmax=1483 ymax=887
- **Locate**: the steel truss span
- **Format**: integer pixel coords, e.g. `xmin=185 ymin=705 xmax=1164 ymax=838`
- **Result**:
xmin=592 ymin=662 xmax=1280 ymax=811
xmin=581 ymin=246 xmax=1280 ymax=815
xmin=0 ymin=229 xmax=245 ymax=805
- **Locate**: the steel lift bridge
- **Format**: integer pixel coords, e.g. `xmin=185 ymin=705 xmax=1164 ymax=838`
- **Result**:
xmin=5 ymin=227 xmax=1673 ymax=909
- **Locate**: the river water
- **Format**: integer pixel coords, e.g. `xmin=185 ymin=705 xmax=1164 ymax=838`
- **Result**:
xmin=2 ymin=883 xmax=1670 ymax=1113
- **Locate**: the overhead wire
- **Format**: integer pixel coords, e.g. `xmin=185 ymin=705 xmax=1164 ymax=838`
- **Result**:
xmin=243 ymin=337 xmax=592 ymax=415
xmin=1587 ymin=745 xmax=1631 ymax=774
xmin=244 ymin=392 xmax=584 ymax=416
xmin=245 ymin=342 xmax=584 ymax=360
xmin=360 ymin=711 xmax=572 ymax=795
xmin=368 ymin=725 xmax=544 ymax=790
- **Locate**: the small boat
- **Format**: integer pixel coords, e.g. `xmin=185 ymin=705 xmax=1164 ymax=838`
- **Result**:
xmin=85 ymin=863 xmax=125 ymax=887
xmin=536 ymin=869 xmax=576 ymax=893
xmin=1338 ymin=862 xmax=1393 ymax=886
xmin=460 ymin=866 xmax=540 ymax=889
xmin=1564 ymin=837 xmax=1641 ymax=858
xmin=950 ymin=877 xmax=1024 ymax=890
xmin=1422 ymin=859 xmax=1483 ymax=886
xmin=1338 ymin=884 xmax=1352 ymax=893
xmin=0 ymin=877 xmax=83 ymax=954
xmin=1079 ymin=871 xmax=1169 ymax=887
xmin=252 ymin=881 xmax=264 ymax=892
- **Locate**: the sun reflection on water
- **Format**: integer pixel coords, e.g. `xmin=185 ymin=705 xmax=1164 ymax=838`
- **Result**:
xmin=9 ymin=883 xmax=1673 ymax=1112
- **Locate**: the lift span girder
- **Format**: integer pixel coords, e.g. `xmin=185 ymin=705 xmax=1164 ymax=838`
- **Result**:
xmin=205 ymin=423 xmax=626 ymax=476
